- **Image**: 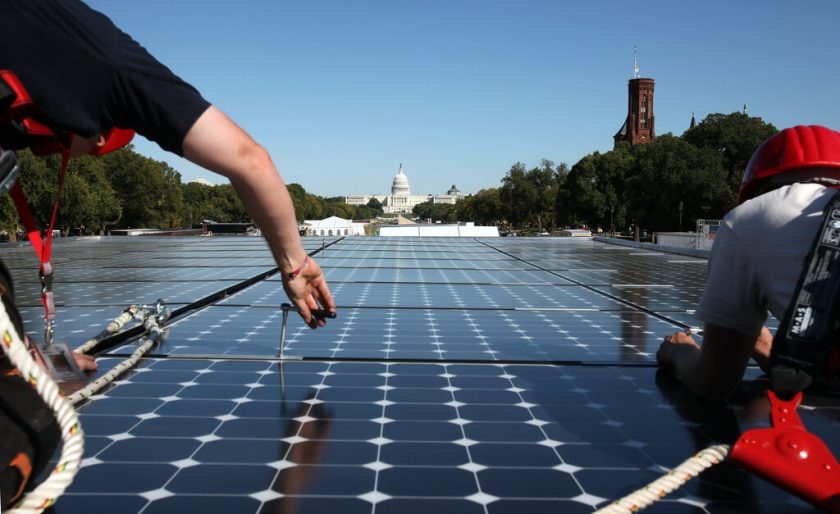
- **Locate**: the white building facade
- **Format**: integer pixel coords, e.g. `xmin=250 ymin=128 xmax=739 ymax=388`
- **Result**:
xmin=380 ymin=222 xmax=499 ymax=237
xmin=345 ymin=164 xmax=463 ymax=214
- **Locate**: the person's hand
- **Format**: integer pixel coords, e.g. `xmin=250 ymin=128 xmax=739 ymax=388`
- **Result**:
xmin=54 ymin=352 xmax=97 ymax=395
xmin=281 ymin=256 xmax=336 ymax=329
xmin=751 ymin=326 xmax=773 ymax=372
xmin=25 ymin=336 xmax=98 ymax=372
xmin=657 ymin=330 xmax=701 ymax=367
xmin=73 ymin=351 xmax=97 ymax=371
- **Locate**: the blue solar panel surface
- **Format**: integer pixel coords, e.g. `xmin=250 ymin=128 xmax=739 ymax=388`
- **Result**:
xmin=1 ymin=235 xmax=827 ymax=513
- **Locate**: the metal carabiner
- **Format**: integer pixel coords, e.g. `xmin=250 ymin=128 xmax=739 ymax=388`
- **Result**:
xmin=39 ymin=261 xmax=55 ymax=347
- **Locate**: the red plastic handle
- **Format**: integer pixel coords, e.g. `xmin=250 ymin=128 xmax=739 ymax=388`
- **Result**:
xmin=730 ymin=391 xmax=840 ymax=512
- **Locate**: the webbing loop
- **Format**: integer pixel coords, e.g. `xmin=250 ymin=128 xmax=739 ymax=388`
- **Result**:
xmin=8 ymin=149 xmax=70 ymax=345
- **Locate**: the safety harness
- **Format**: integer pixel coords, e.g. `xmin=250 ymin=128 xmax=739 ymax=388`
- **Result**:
xmin=766 ymin=190 xmax=840 ymax=396
xmin=729 ymin=189 xmax=840 ymax=511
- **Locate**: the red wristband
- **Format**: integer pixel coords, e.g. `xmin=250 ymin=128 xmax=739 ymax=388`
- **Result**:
xmin=282 ymin=255 xmax=309 ymax=281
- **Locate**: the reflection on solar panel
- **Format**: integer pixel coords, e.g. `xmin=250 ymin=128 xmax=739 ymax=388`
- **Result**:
xmin=1 ymin=236 xmax=823 ymax=512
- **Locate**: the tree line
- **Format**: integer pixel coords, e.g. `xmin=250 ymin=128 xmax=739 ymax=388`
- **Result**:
xmin=0 ymin=146 xmax=383 ymax=239
xmin=413 ymin=112 xmax=778 ymax=236
xmin=0 ymin=111 xmax=776 ymax=240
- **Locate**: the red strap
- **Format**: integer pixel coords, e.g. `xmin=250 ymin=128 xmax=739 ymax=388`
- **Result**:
xmin=8 ymin=150 xmax=69 ymax=325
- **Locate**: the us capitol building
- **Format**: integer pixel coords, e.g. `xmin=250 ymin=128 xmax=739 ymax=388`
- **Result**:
xmin=344 ymin=164 xmax=463 ymax=214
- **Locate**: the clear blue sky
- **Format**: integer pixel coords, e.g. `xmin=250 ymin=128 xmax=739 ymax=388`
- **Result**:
xmin=86 ymin=0 xmax=839 ymax=198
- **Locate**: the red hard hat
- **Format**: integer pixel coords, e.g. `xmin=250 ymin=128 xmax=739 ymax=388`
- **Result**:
xmin=739 ymin=125 xmax=840 ymax=204
xmin=90 ymin=127 xmax=135 ymax=156
xmin=27 ymin=126 xmax=135 ymax=157
xmin=1 ymin=70 xmax=135 ymax=156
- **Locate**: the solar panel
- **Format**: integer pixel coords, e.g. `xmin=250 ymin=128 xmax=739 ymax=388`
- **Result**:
xmin=0 ymin=235 xmax=824 ymax=513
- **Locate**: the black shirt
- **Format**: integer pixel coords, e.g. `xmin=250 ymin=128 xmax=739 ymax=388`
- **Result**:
xmin=0 ymin=0 xmax=210 ymax=155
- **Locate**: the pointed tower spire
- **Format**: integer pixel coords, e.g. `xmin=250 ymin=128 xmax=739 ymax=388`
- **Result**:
xmin=633 ymin=45 xmax=639 ymax=78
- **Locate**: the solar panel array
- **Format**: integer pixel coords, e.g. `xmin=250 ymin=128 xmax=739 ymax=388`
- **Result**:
xmin=2 ymin=235 xmax=828 ymax=513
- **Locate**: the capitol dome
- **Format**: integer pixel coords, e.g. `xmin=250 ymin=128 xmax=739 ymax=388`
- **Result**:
xmin=391 ymin=164 xmax=411 ymax=196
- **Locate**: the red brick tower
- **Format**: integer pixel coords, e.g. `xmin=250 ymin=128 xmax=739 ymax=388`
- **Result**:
xmin=614 ymin=78 xmax=655 ymax=145
xmin=614 ymin=49 xmax=655 ymax=146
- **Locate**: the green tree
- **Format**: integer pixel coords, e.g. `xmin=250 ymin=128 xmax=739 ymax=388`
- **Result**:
xmin=528 ymin=159 xmax=559 ymax=232
xmin=561 ymin=146 xmax=633 ymax=231
xmin=159 ymin=165 xmax=185 ymax=228
xmin=499 ymin=162 xmax=531 ymax=230
xmin=351 ymin=204 xmax=375 ymax=220
xmin=101 ymin=148 xmax=185 ymax=228
xmin=413 ymin=201 xmax=456 ymax=223
xmin=0 ymin=194 xmax=18 ymax=240
xmin=627 ymin=134 xmax=729 ymax=232
xmin=303 ymin=195 xmax=326 ymax=220
xmin=562 ymin=155 xmax=599 ymax=228
xmin=286 ymin=183 xmax=308 ymax=221
xmin=284 ymin=183 xmax=334 ymax=221
xmin=13 ymin=150 xmax=60 ymax=229
xmin=212 ymin=184 xmax=249 ymax=222
xmin=60 ymin=156 xmax=121 ymax=235
xmin=324 ymin=201 xmax=354 ymax=219
xmin=367 ymin=197 xmax=383 ymax=213
xmin=455 ymin=188 xmax=501 ymax=226
xmin=682 ymin=112 xmax=777 ymax=204
xmin=182 ymin=181 xmax=214 ymax=226
xmin=500 ymin=160 xmax=560 ymax=233
xmin=1 ymin=150 xmax=122 ymax=237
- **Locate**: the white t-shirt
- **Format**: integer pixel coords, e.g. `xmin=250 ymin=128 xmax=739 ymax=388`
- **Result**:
xmin=695 ymin=183 xmax=836 ymax=338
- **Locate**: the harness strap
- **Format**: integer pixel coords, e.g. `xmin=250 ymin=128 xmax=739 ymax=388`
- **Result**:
xmin=768 ymin=189 xmax=840 ymax=398
xmin=8 ymin=150 xmax=70 ymax=345
xmin=0 ymin=69 xmax=132 ymax=349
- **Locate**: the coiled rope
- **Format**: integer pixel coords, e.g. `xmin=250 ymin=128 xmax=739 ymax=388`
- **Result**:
xmin=3 ymin=300 xmax=169 ymax=513
xmin=0 ymin=299 xmax=84 ymax=514
xmin=594 ymin=444 xmax=731 ymax=513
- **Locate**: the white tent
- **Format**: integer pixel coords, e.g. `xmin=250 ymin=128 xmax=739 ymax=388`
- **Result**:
xmin=304 ymin=216 xmax=362 ymax=236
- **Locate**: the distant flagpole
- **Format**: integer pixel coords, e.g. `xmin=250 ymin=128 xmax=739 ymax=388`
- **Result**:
xmin=633 ymin=46 xmax=639 ymax=78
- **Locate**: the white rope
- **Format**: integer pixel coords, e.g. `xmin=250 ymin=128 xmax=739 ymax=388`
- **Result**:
xmin=68 ymin=320 xmax=164 ymax=405
xmin=74 ymin=307 xmax=138 ymax=354
xmin=67 ymin=338 xmax=154 ymax=405
xmin=70 ymin=303 xmax=167 ymax=406
xmin=594 ymin=444 xmax=731 ymax=513
xmin=0 ymin=301 xmax=84 ymax=514
xmin=2 ymin=300 xmax=167 ymax=512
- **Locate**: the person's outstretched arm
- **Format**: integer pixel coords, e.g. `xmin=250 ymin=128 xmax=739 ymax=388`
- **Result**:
xmin=181 ymin=106 xmax=335 ymax=328
xmin=657 ymin=323 xmax=758 ymax=402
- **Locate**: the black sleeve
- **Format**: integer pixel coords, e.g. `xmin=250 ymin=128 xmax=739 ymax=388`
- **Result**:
xmin=105 ymin=32 xmax=212 ymax=156
xmin=0 ymin=0 xmax=212 ymax=155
